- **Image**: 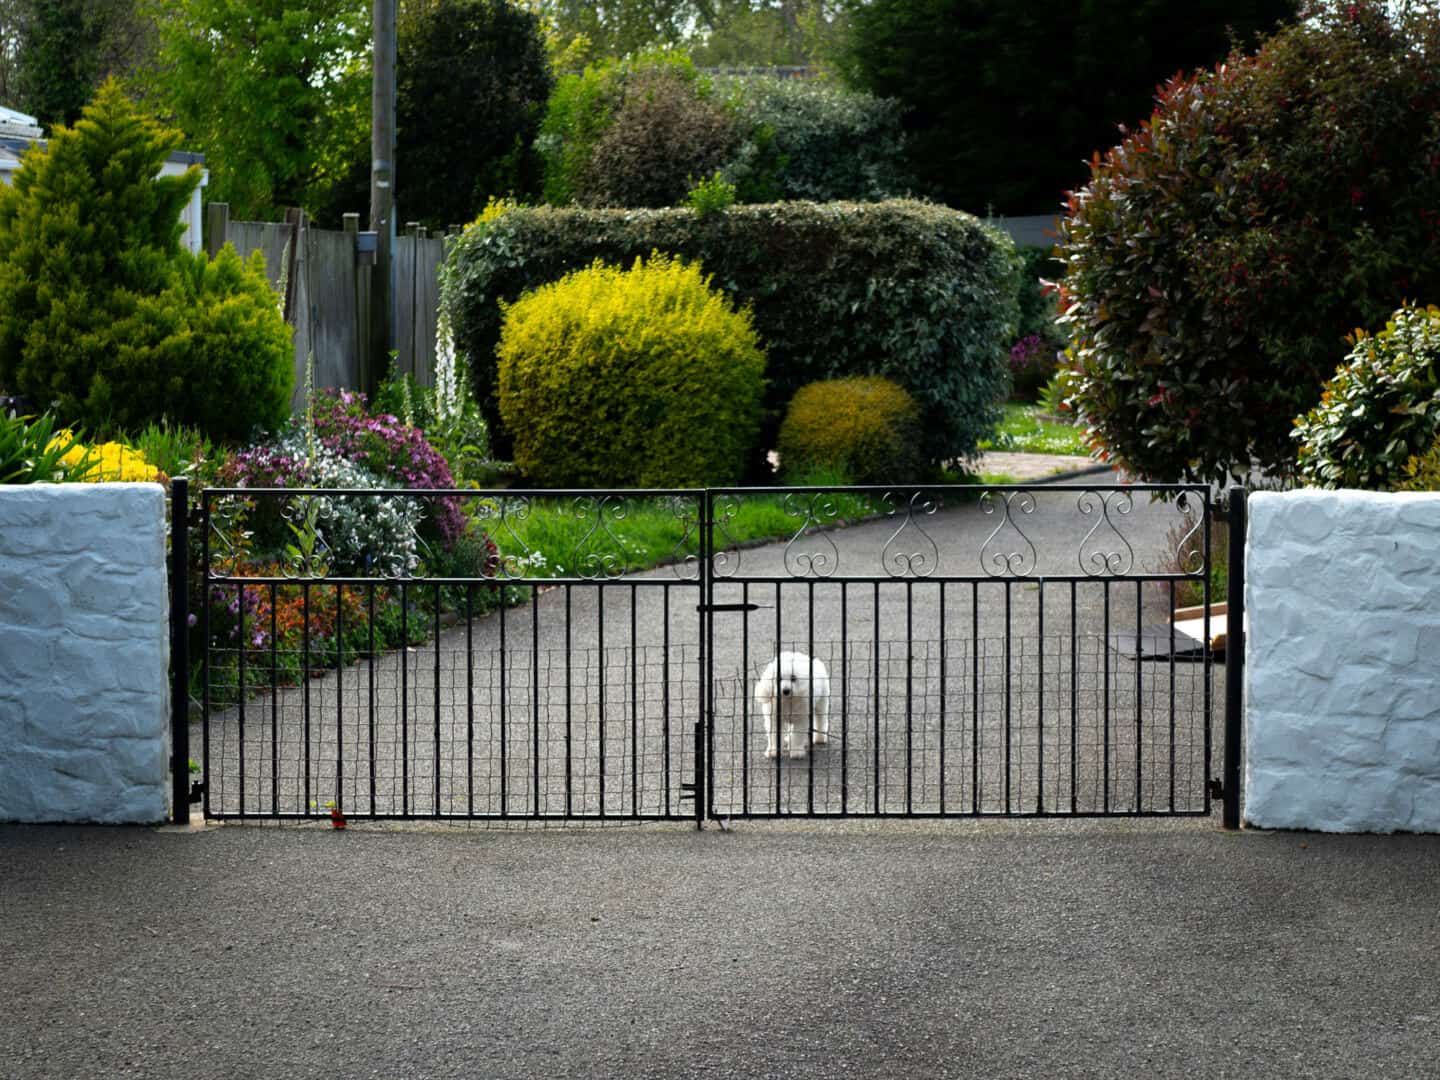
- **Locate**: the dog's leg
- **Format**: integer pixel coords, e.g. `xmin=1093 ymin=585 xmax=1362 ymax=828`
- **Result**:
xmin=786 ymin=710 xmax=807 ymax=759
xmin=812 ymin=691 xmax=830 ymax=747
xmin=761 ymin=700 xmax=778 ymax=759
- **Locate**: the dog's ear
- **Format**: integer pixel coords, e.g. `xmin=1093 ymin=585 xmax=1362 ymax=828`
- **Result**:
xmin=754 ymin=670 xmax=773 ymax=701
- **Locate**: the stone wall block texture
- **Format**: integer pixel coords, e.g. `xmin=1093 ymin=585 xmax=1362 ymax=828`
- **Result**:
xmin=0 ymin=484 xmax=170 ymax=824
xmin=1245 ymin=490 xmax=1440 ymax=834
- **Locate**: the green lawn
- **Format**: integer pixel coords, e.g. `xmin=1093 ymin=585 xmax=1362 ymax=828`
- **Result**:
xmin=979 ymin=403 xmax=1089 ymax=456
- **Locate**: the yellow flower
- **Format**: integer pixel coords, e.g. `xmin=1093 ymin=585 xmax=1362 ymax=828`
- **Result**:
xmin=45 ymin=432 xmax=158 ymax=482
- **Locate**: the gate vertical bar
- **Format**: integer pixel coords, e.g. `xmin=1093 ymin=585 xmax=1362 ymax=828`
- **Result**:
xmin=169 ymin=477 xmax=191 ymax=825
xmin=699 ymin=491 xmax=710 ymax=828
xmin=1224 ymin=487 xmax=1247 ymax=830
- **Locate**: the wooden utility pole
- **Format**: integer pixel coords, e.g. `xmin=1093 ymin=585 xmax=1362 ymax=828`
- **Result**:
xmin=369 ymin=0 xmax=397 ymax=395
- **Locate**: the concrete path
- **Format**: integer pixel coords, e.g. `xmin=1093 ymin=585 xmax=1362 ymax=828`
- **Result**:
xmin=2 ymin=817 xmax=1438 ymax=1079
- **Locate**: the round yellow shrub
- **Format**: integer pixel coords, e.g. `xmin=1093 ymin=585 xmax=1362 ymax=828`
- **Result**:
xmin=777 ymin=376 xmax=924 ymax=484
xmin=496 ymin=252 xmax=766 ymax=488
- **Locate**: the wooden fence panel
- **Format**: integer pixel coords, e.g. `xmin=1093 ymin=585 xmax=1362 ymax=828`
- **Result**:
xmin=393 ymin=233 xmax=446 ymax=386
xmin=211 ymin=204 xmax=445 ymax=411
xmin=302 ymin=228 xmax=360 ymax=397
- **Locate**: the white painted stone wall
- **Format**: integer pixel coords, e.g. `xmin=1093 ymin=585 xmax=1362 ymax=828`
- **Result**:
xmin=1245 ymin=490 xmax=1440 ymax=833
xmin=0 ymin=484 xmax=170 ymax=823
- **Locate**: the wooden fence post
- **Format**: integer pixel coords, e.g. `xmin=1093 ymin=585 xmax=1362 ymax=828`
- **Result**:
xmin=204 ymin=202 xmax=229 ymax=259
xmin=345 ymin=212 xmax=376 ymax=395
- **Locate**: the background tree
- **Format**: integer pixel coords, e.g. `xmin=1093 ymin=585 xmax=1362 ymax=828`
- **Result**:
xmin=0 ymin=81 xmax=292 ymax=439
xmin=522 ymin=0 xmax=847 ymax=70
xmin=141 ymin=0 xmax=370 ymax=221
xmin=1056 ymin=0 xmax=1440 ymax=484
xmin=395 ymin=0 xmax=552 ymax=228
xmin=0 ymin=0 xmax=29 ymax=109
xmin=0 ymin=0 xmax=152 ymax=126
xmin=839 ymin=0 xmax=1296 ymax=215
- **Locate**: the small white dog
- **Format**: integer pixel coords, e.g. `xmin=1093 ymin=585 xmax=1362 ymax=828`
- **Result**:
xmin=754 ymin=652 xmax=830 ymax=759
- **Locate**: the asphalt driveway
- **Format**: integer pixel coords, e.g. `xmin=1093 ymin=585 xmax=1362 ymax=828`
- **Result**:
xmin=2 ymin=817 xmax=1438 ymax=1079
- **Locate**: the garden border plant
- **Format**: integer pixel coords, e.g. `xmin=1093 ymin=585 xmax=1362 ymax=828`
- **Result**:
xmin=444 ymin=198 xmax=1020 ymax=470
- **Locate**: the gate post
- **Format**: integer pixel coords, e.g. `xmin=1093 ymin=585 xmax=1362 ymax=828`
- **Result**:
xmin=1223 ymin=486 xmax=1246 ymax=830
xmin=170 ymin=477 xmax=191 ymax=825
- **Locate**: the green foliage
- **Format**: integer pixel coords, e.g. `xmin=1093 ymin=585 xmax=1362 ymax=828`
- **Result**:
xmin=684 ymin=170 xmax=736 ymax=217
xmin=1293 ymin=305 xmax=1440 ymax=490
xmin=127 ymin=418 xmax=218 ymax=483
xmin=0 ymin=83 xmax=293 ymax=441
xmin=0 ymin=411 xmax=94 ymax=483
xmin=713 ymin=75 xmax=909 ymax=202
xmin=1056 ymin=1 xmax=1440 ymax=484
xmin=140 ymin=0 xmax=369 ymax=220
xmin=1013 ymin=246 xmax=1063 ymax=350
xmin=496 ymin=252 xmax=766 ymax=487
xmin=372 ymin=362 xmax=494 ymax=487
xmin=777 ymin=376 xmax=924 ymax=483
xmin=393 ymin=0 xmax=552 ymax=229
xmin=445 ymin=199 xmax=1020 ymax=466
xmin=1396 ymin=439 xmax=1440 ymax=492
xmin=839 ymin=0 xmax=1295 ymax=215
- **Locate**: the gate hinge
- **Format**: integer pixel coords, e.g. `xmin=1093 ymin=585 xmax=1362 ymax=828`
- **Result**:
xmin=678 ymin=782 xmax=697 ymax=801
xmin=189 ymin=781 xmax=206 ymax=804
xmin=696 ymin=602 xmax=765 ymax=613
xmin=1208 ymin=778 xmax=1224 ymax=801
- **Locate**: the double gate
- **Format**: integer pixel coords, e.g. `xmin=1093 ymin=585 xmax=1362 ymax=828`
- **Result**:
xmin=175 ymin=481 xmax=1242 ymax=826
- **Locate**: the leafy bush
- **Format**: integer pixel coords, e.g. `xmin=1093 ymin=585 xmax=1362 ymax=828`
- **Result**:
xmin=221 ymin=434 xmax=428 ymax=575
xmin=1293 ymin=305 xmax=1440 ymax=490
xmin=1056 ymin=1 xmax=1440 ymax=483
xmin=0 ymin=413 xmax=95 ymax=484
xmin=777 ymin=376 xmax=924 ymax=484
xmin=445 ymin=199 xmax=1020 ymax=466
xmin=0 ymin=83 xmax=293 ymax=442
xmin=684 ymin=171 xmax=738 ymax=217
xmin=495 ymin=253 xmax=766 ymax=487
xmin=308 ymin=390 xmax=465 ymax=545
xmin=713 ymin=75 xmax=910 ymax=202
xmin=582 ymin=65 xmax=741 ymax=208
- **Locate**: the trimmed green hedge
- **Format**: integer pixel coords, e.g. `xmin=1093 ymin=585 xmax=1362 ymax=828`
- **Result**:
xmin=445 ymin=199 xmax=1019 ymax=467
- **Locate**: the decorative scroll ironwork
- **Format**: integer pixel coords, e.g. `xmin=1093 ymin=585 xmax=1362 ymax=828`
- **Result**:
xmin=206 ymin=493 xmax=253 ymax=577
xmin=782 ymin=491 xmax=843 ymax=578
xmin=1077 ymin=488 xmax=1135 ymax=577
xmin=670 ymin=496 xmax=701 ymax=580
xmin=1171 ymin=490 xmax=1207 ymax=576
xmin=979 ymin=489 xmax=1038 ymax=577
xmin=279 ymin=494 xmax=332 ymax=579
xmin=569 ymin=494 xmax=631 ymax=580
xmin=881 ymin=490 xmax=940 ymax=578
xmin=471 ymin=496 xmax=536 ymax=579
xmin=710 ymin=493 xmax=743 ymax=579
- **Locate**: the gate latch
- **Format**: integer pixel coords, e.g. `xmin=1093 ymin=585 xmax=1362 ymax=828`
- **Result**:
xmin=696 ymin=602 xmax=767 ymax=613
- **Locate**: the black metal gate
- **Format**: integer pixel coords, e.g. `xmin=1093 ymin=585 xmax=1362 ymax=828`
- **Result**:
xmin=174 ymin=481 xmax=1239 ymax=826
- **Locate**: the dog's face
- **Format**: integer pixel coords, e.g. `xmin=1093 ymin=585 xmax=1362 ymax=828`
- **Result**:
xmin=775 ymin=656 xmax=814 ymax=700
